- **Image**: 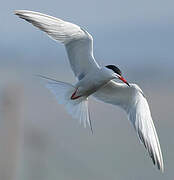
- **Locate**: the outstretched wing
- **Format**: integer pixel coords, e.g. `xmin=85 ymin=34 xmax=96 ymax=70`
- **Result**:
xmin=15 ymin=10 xmax=100 ymax=79
xmin=93 ymin=81 xmax=164 ymax=171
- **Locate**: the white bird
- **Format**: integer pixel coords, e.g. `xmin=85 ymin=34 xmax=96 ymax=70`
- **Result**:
xmin=15 ymin=10 xmax=164 ymax=171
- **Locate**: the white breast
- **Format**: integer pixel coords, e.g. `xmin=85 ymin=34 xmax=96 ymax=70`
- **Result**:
xmin=75 ymin=68 xmax=115 ymax=97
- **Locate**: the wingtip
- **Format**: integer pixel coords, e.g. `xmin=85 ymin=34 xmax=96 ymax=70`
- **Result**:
xmin=155 ymin=155 xmax=164 ymax=172
xmin=14 ymin=10 xmax=23 ymax=15
xmin=160 ymin=161 xmax=164 ymax=173
xmin=14 ymin=10 xmax=31 ymax=16
xmin=14 ymin=10 xmax=19 ymax=15
xmin=158 ymin=148 xmax=164 ymax=172
xmin=158 ymin=165 xmax=164 ymax=173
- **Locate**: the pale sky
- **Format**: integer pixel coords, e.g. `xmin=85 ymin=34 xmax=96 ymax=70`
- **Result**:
xmin=0 ymin=1 xmax=174 ymax=180
xmin=1 ymin=0 xmax=174 ymax=69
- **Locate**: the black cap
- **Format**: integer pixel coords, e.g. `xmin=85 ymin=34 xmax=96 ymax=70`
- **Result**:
xmin=105 ymin=65 xmax=122 ymax=76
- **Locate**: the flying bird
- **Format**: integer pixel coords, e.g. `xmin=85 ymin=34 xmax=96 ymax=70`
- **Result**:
xmin=15 ymin=10 xmax=164 ymax=171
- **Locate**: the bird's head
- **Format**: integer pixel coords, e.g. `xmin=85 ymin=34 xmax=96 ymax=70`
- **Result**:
xmin=105 ymin=65 xmax=130 ymax=87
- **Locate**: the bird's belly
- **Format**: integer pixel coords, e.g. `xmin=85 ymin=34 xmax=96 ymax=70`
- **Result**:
xmin=76 ymin=78 xmax=110 ymax=97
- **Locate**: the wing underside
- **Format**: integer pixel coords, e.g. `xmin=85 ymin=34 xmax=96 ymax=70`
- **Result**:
xmin=15 ymin=10 xmax=100 ymax=79
xmin=93 ymin=81 xmax=164 ymax=171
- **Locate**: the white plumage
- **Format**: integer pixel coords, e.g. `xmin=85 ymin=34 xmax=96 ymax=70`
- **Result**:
xmin=93 ymin=82 xmax=163 ymax=170
xmin=15 ymin=10 xmax=164 ymax=171
xmin=14 ymin=10 xmax=99 ymax=79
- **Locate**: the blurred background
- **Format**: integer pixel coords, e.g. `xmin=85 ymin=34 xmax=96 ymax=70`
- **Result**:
xmin=0 ymin=0 xmax=174 ymax=179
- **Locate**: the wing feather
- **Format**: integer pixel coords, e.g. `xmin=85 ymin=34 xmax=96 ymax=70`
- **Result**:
xmin=93 ymin=81 xmax=164 ymax=171
xmin=14 ymin=10 xmax=84 ymax=44
xmin=15 ymin=10 xmax=99 ymax=79
xmin=128 ymin=91 xmax=163 ymax=171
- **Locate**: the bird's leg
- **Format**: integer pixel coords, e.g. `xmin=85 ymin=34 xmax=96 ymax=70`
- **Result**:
xmin=71 ymin=88 xmax=81 ymax=100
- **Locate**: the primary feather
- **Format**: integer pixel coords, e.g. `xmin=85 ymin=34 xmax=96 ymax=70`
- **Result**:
xmin=94 ymin=82 xmax=164 ymax=171
xmin=14 ymin=10 xmax=100 ymax=79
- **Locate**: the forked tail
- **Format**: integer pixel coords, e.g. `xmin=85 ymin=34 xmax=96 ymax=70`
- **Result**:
xmin=38 ymin=75 xmax=93 ymax=133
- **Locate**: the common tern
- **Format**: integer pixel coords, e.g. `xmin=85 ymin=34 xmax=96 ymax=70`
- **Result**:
xmin=15 ymin=10 xmax=164 ymax=171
